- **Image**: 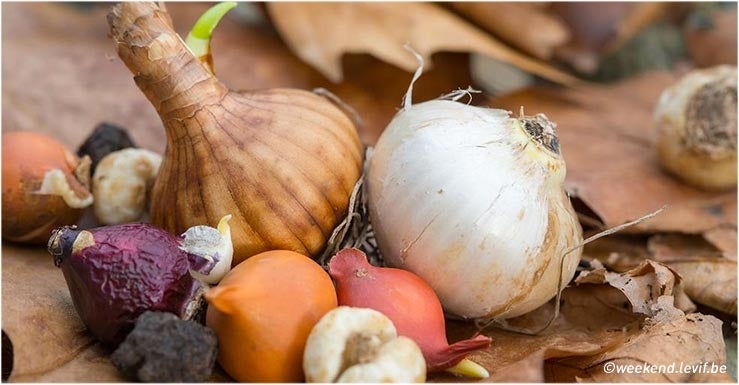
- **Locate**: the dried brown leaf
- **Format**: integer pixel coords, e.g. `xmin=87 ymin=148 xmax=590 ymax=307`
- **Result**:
xmin=550 ymin=298 xmax=729 ymax=382
xmin=575 ymin=260 xmax=683 ymax=316
xmin=2 ymin=3 xmax=164 ymax=153
xmin=14 ymin=344 xmax=121 ymax=383
xmin=486 ymin=352 xmax=545 ymax=382
xmin=441 ymin=266 xmax=725 ymax=382
xmin=436 ymin=285 xmax=644 ymax=382
xmin=449 ymin=3 xmax=570 ymax=60
xmin=490 ymin=72 xmax=737 ymax=234
xmin=1 ymin=242 xmax=113 ymax=381
xmin=649 ymin=234 xmax=737 ymax=315
xmin=704 ymin=226 xmax=738 ymax=259
xmin=266 ymin=2 xmax=579 ymax=85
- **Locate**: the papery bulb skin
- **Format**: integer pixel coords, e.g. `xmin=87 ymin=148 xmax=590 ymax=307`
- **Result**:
xmin=47 ymin=224 xmax=205 ymax=347
xmin=367 ymin=100 xmax=583 ymax=319
xmin=108 ymin=3 xmax=363 ymax=265
xmin=328 ymin=248 xmax=491 ymax=372
xmin=654 ymin=65 xmax=737 ymax=191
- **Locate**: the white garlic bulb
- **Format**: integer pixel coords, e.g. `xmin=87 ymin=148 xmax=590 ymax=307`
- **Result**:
xmin=367 ymin=99 xmax=583 ymax=319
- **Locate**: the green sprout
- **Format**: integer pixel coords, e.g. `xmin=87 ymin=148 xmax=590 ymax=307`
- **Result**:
xmin=185 ymin=2 xmax=238 ymax=60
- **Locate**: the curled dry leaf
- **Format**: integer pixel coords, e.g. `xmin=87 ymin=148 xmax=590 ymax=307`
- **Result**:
xmin=490 ymin=72 xmax=737 ymax=234
xmin=266 ymin=2 xmax=579 ymax=85
xmin=549 ymin=297 xmax=731 ymax=382
xmin=575 ymin=259 xmax=692 ymax=316
xmin=648 ymin=234 xmax=737 ymax=316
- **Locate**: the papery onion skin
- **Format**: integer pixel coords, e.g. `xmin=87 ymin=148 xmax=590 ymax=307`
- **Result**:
xmin=367 ymin=100 xmax=583 ymax=319
xmin=108 ymin=3 xmax=363 ymax=265
xmin=654 ymin=65 xmax=737 ymax=191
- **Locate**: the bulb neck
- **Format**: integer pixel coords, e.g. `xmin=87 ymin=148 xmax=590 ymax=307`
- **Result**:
xmin=511 ymin=113 xmax=567 ymax=187
xmin=108 ymin=2 xmax=228 ymax=121
xmin=517 ymin=113 xmax=561 ymax=156
xmin=328 ymin=248 xmax=373 ymax=280
xmin=48 ymin=226 xmax=91 ymax=267
xmin=48 ymin=227 xmax=74 ymax=267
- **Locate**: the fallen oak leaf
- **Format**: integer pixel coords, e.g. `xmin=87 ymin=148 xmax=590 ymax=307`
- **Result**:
xmin=266 ymin=2 xmax=580 ymax=85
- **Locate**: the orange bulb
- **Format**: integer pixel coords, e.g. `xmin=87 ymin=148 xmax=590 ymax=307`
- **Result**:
xmin=2 ymin=131 xmax=92 ymax=244
xmin=205 ymin=250 xmax=337 ymax=382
